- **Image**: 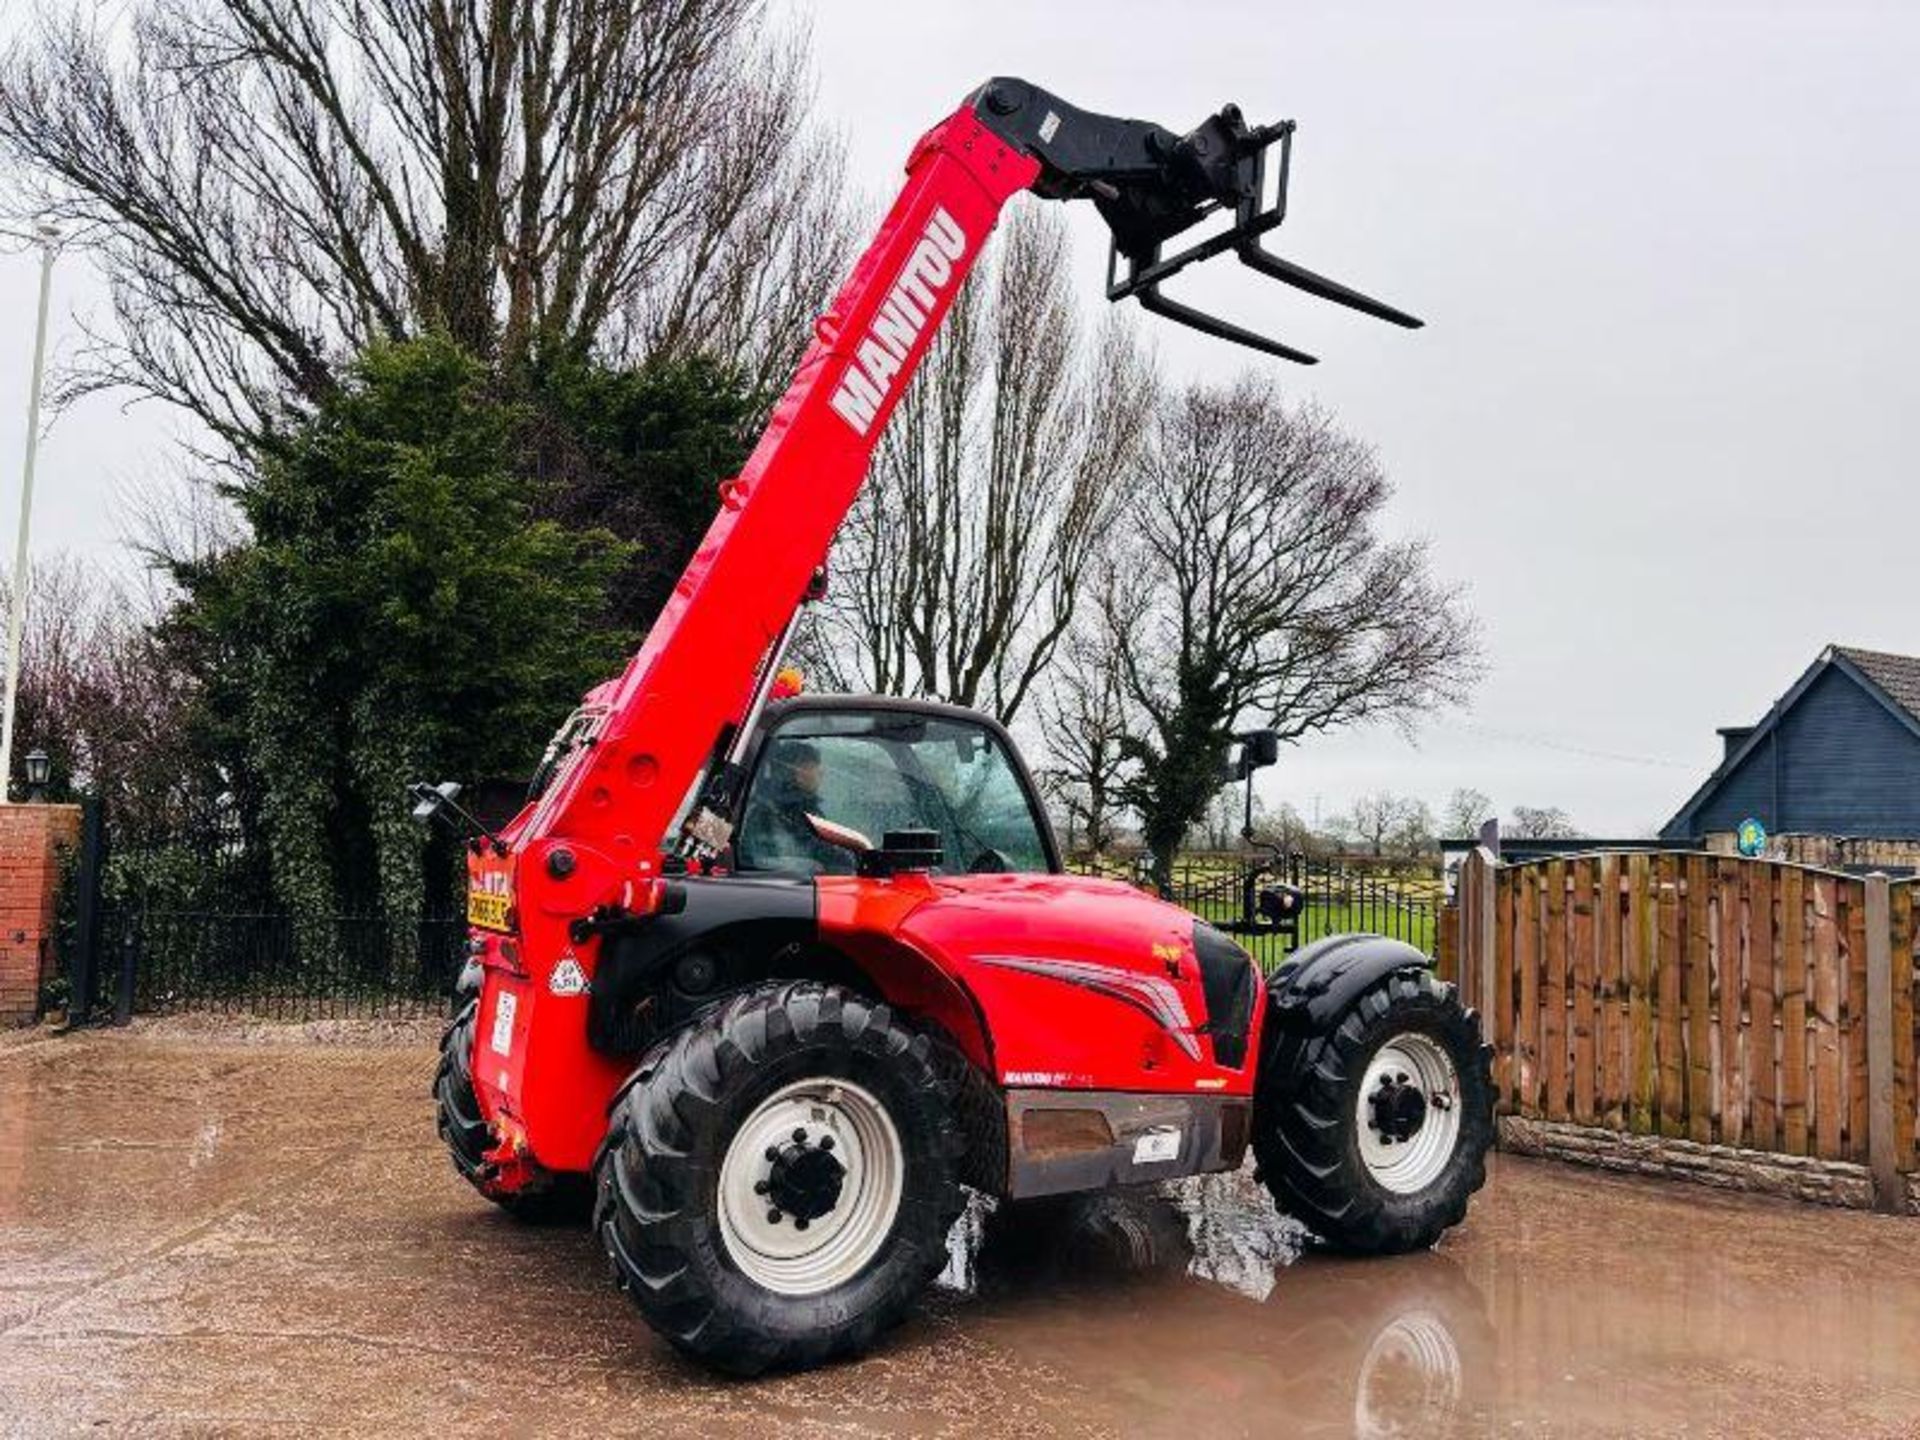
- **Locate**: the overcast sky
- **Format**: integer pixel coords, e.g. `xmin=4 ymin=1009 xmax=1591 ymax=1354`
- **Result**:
xmin=2 ymin=1 xmax=1916 ymax=835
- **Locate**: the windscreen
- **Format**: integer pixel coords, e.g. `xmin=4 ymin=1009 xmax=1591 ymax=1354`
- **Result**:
xmin=735 ymin=711 xmax=1051 ymax=876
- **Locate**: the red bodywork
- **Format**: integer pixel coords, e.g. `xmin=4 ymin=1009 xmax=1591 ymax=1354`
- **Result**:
xmin=463 ymin=95 xmax=1259 ymax=1186
xmin=819 ymin=873 xmax=1264 ymax=1095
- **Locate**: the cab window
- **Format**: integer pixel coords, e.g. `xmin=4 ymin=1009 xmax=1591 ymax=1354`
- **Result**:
xmin=735 ymin=711 xmax=1052 ymax=876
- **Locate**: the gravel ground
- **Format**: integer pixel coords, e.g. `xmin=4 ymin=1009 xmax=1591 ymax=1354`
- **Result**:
xmin=3 ymin=1022 xmax=1919 ymax=1437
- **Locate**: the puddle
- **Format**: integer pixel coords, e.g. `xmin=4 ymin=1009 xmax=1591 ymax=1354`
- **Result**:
xmin=933 ymin=1167 xmax=1477 ymax=1437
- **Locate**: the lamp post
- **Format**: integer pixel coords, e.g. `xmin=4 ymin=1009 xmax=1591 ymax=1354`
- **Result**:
xmin=0 ymin=222 xmax=58 ymax=804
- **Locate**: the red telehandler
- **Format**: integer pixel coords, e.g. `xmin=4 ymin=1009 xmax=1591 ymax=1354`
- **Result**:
xmin=418 ymin=77 xmax=1494 ymax=1375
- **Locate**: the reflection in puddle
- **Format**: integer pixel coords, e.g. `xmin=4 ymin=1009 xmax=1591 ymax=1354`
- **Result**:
xmin=1352 ymin=1307 xmax=1464 ymax=1439
xmin=934 ymin=1164 xmax=1483 ymax=1438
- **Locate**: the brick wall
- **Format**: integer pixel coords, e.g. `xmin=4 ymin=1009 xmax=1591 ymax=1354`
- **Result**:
xmin=0 ymin=804 xmax=80 ymax=1024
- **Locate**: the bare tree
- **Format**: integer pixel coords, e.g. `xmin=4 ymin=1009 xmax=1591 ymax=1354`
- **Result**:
xmin=817 ymin=205 xmax=1153 ymax=722
xmin=1036 ymin=569 xmax=1136 ymax=856
xmin=1443 ymin=785 xmax=1496 ymax=838
xmin=0 ymin=0 xmax=852 ymax=451
xmin=1509 ymin=804 xmax=1580 ymax=839
xmin=1186 ymin=783 xmax=1241 ymax=852
xmin=1 ymin=555 xmax=201 ymax=831
xmin=1252 ymin=800 xmax=1319 ymax=859
xmin=1339 ymin=791 xmax=1429 ymax=857
xmin=1108 ymin=376 xmax=1479 ymax=889
xmin=1391 ymin=797 xmax=1436 ymax=856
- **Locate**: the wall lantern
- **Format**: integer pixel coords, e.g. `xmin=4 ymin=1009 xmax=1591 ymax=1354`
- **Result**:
xmin=23 ymin=749 xmax=50 ymax=803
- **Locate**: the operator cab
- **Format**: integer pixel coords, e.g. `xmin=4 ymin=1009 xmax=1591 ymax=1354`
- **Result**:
xmin=729 ymin=697 xmax=1061 ymax=878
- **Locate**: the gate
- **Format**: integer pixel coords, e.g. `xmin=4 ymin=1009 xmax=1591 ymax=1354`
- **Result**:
xmin=61 ymin=797 xmax=463 ymax=1022
xmin=1073 ymin=851 xmax=1441 ymax=973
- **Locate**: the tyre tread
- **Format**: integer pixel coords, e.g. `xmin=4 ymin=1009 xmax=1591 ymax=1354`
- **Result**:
xmin=1254 ymin=967 xmax=1494 ymax=1254
xmin=596 ymin=979 xmax=968 ymax=1375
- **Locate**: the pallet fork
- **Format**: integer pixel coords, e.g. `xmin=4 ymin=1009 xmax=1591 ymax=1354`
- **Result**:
xmin=973 ymin=78 xmax=1421 ymax=363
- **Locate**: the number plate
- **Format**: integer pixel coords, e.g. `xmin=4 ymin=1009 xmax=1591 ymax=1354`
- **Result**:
xmin=468 ymin=888 xmax=512 ymax=932
xmin=1132 ymin=1127 xmax=1182 ymax=1165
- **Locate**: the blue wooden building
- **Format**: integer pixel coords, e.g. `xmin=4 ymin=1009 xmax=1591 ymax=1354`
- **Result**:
xmin=1661 ymin=646 xmax=1920 ymax=844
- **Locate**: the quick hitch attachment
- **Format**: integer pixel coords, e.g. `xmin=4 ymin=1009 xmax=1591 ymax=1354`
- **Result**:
xmin=970 ymin=77 xmax=1422 ymax=363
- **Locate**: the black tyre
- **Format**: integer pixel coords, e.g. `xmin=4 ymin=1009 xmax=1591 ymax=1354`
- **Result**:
xmin=432 ymin=998 xmax=590 ymax=1224
xmin=595 ymin=980 xmax=969 ymax=1375
xmin=1254 ymin=968 xmax=1493 ymax=1254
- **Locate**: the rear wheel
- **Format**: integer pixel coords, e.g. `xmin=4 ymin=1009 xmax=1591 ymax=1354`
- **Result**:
xmin=432 ymin=999 xmax=590 ymax=1224
xmin=1254 ymin=968 xmax=1493 ymax=1254
xmin=595 ymin=981 xmax=968 ymax=1375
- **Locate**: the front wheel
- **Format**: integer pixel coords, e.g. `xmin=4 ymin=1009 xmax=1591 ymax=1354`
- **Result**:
xmin=595 ymin=981 xmax=969 ymax=1375
xmin=1254 ymin=968 xmax=1493 ymax=1254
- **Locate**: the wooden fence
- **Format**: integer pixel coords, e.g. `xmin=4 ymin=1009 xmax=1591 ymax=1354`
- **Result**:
xmin=1436 ymin=848 xmax=1918 ymax=1212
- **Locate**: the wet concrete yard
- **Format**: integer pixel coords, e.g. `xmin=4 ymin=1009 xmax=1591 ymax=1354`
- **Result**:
xmin=4 ymin=1027 xmax=1919 ymax=1437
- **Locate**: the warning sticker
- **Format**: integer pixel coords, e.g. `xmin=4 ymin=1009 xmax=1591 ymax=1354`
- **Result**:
xmin=489 ymin=990 xmax=517 ymax=1057
xmin=1132 ymin=1126 xmax=1181 ymax=1165
xmin=549 ymin=956 xmax=590 ymax=997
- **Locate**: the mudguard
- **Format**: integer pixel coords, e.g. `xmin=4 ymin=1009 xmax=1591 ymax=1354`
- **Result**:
xmin=1265 ymin=933 xmax=1434 ymax=1033
xmin=587 ymin=875 xmax=816 ymax=1055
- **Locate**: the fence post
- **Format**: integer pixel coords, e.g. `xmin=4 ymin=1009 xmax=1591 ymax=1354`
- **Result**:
xmin=113 ymin=923 xmax=139 ymax=1027
xmin=1447 ymin=852 xmax=1474 ymax=1003
xmin=1476 ymin=844 xmax=1498 ymax=1030
xmin=1865 ymin=873 xmax=1900 ymax=1213
xmin=69 ymin=796 xmax=104 ymax=1021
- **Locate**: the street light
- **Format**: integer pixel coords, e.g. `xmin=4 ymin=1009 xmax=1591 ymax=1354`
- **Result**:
xmin=0 ymin=221 xmax=59 ymax=804
xmin=23 ymin=748 xmax=48 ymax=803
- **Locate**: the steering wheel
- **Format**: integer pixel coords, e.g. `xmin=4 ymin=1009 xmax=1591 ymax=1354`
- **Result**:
xmin=967 ymin=848 xmax=1012 ymax=874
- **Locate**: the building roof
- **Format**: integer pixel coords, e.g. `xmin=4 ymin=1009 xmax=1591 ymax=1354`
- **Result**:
xmin=1661 ymin=644 xmax=1920 ymax=838
xmin=1836 ymin=646 xmax=1920 ymax=724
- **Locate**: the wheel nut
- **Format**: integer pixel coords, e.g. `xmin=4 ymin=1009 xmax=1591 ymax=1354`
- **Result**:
xmin=765 ymin=1146 xmax=780 ymax=1162
xmin=767 ymin=1208 xmax=783 ymax=1224
xmin=753 ymin=1179 xmax=769 ymax=1195
xmin=795 ymin=1216 xmax=810 ymax=1231
xmin=818 ymin=1135 xmax=834 ymax=1152
xmin=792 ymin=1127 xmax=807 ymax=1143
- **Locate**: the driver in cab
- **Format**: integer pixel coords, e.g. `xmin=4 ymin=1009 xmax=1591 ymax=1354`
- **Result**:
xmin=739 ymin=740 xmax=853 ymax=874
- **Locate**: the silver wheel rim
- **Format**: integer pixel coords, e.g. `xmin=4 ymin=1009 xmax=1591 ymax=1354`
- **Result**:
xmin=1357 ymin=1033 xmax=1462 ymax=1195
xmin=717 ymin=1077 xmax=904 ymax=1297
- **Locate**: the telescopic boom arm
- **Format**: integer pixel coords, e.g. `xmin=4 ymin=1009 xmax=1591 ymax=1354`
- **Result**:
xmin=509 ymin=79 xmax=1417 ymax=911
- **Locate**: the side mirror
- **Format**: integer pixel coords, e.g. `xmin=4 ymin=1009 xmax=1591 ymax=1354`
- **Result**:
xmin=1241 ymin=729 xmax=1281 ymax=770
xmin=409 ymin=779 xmax=506 ymax=855
xmin=410 ymin=779 xmax=464 ymax=826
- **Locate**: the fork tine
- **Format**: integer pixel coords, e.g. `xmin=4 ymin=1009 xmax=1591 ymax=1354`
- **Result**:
xmin=1137 ymin=282 xmax=1319 ymax=365
xmin=1237 ymin=242 xmax=1424 ymax=329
